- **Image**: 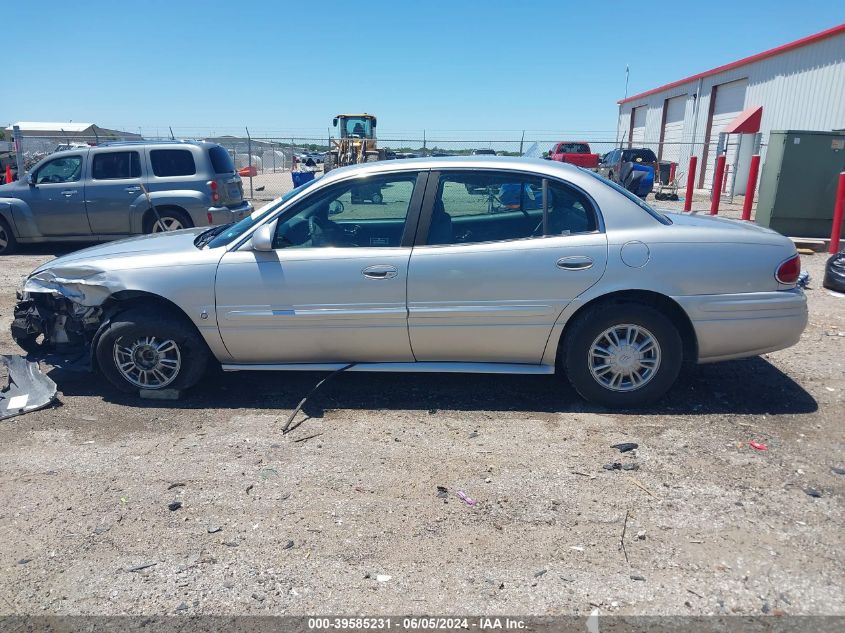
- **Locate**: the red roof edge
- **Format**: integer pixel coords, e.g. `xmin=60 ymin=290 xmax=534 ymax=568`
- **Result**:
xmin=723 ymin=106 xmax=763 ymax=134
xmin=618 ymin=23 xmax=845 ymax=105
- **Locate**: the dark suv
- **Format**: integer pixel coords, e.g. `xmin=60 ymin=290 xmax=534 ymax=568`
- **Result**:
xmin=0 ymin=140 xmax=253 ymax=254
xmin=598 ymin=148 xmax=658 ymax=183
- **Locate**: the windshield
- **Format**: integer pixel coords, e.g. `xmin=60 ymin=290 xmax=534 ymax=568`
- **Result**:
xmin=341 ymin=117 xmax=374 ymax=139
xmin=205 ymin=178 xmax=319 ymax=248
xmin=583 ymin=169 xmax=671 ymax=225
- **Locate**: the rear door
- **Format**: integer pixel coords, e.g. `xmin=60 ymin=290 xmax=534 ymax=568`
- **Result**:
xmin=27 ymin=153 xmax=91 ymax=236
xmin=407 ymin=170 xmax=607 ymax=364
xmin=84 ymin=149 xmax=143 ymax=234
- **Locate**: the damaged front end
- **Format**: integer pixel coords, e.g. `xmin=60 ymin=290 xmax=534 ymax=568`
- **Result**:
xmin=11 ymin=266 xmax=120 ymax=356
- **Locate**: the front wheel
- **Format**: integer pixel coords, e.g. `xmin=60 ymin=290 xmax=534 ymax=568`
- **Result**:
xmin=561 ymin=303 xmax=682 ymax=408
xmin=96 ymin=308 xmax=210 ymax=393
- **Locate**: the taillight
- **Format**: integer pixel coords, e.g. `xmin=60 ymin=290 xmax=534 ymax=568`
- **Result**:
xmin=208 ymin=180 xmax=220 ymax=203
xmin=775 ymin=254 xmax=801 ymax=284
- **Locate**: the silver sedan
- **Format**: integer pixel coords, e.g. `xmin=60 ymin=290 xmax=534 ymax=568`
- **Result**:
xmin=13 ymin=157 xmax=807 ymax=407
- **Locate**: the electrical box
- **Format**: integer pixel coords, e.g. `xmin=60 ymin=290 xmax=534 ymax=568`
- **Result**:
xmin=756 ymin=130 xmax=845 ymax=237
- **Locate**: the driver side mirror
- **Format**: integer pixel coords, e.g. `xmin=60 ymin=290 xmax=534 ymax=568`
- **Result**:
xmin=25 ymin=173 xmax=35 ymax=186
xmin=251 ymin=221 xmax=276 ymax=251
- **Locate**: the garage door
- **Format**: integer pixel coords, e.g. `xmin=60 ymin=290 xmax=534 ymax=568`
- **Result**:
xmin=630 ymin=106 xmax=646 ymax=146
xmin=703 ymin=79 xmax=747 ymax=189
xmin=660 ymin=95 xmax=686 ymax=164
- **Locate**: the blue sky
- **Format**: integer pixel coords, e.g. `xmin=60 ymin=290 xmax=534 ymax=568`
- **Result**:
xmin=4 ymin=1 xmax=843 ymax=140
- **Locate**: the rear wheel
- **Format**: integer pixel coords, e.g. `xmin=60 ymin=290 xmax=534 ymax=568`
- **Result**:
xmin=561 ymin=303 xmax=682 ymax=408
xmin=144 ymin=208 xmax=193 ymax=233
xmin=0 ymin=217 xmax=18 ymax=255
xmin=96 ymin=308 xmax=210 ymax=393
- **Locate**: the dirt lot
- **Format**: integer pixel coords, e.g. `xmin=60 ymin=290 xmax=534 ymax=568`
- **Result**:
xmin=0 ymin=243 xmax=842 ymax=617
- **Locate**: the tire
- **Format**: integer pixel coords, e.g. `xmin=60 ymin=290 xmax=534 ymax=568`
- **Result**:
xmin=95 ymin=307 xmax=210 ymax=394
xmin=607 ymin=171 xmax=614 ymax=182
xmin=561 ymin=303 xmax=683 ymax=408
xmin=371 ymin=192 xmax=383 ymax=204
xmin=0 ymin=217 xmax=18 ymax=255
xmin=144 ymin=208 xmax=193 ymax=234
xmin=323 ymin=152 xmax=334 ymax=173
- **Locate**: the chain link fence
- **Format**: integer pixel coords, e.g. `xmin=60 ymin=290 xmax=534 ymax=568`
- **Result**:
xmin=4 ymin=128 xmax=764 ymax=207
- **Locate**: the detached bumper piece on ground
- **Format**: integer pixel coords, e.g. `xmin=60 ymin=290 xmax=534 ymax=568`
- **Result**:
xmin=0 ymin=355 xmax=57 ymax=420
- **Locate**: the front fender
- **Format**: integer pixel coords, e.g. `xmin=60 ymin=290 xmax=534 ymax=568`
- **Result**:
xmin=0 ymin=197 xmax=35 ymax=238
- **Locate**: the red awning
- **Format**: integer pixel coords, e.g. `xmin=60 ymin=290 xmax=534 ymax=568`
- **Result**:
xmin=723 ymin=106 xmax=763 ymax=134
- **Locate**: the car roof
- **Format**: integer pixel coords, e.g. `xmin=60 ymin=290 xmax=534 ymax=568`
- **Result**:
xmin=321 ymin=155 xmax=583 ymax=184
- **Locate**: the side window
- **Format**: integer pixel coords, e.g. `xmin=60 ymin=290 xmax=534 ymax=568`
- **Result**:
xmin=428 ymin=172 xmax=543 ymax=246
xmin=547 ymin=181 xmax=598 ymax=235
xmin=273 ymin=173 xmax=419 ymax=249
xmin=92 ymin=151 xmax=141 ymax=180
xmin=149 ymin=149 xmax=196 ymax=177
xmin=35 ymin=156 xmax=83 ymax=184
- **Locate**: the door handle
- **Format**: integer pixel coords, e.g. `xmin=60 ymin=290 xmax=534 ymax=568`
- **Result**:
xmin=60 ymin=189 xmax=78 ymax=197
xmin=556 ymin=256 xmax=593 ymax=271
xmin=362 ymin=265 xmax=398 ymax=279
xmin=125 ymin=186 xmax=141 ymax=193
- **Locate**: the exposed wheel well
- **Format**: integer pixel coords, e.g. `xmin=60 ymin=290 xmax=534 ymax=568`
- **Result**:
xmin=141 ymin=205 xmax=192 ymax=232
xmin=558 ymin=290 xmax=698 ymax=365
xmin=93 ymin=290 xmax=209 ymax=369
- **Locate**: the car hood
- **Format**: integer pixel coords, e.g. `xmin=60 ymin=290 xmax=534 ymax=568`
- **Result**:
xmin=25 ymin=228 xmax=221 ymax=307
xmin=32 ymin=228 xmax=208 ymax=273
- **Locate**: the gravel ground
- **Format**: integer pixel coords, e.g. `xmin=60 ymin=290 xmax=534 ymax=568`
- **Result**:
xmin=0 ymin=243 xmax=842 ymax=617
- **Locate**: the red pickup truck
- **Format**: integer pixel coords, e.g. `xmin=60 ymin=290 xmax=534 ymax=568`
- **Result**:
xmin=547 ymin=142 xmax=600 ymax=169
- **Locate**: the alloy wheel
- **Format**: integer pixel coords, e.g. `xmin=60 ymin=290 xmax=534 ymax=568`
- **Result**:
xmin=152 ymin=217 xmax=184 ymax=232
xmin=113 ymin=336 xmax=182 ymax=389
xmin=587 ymin=324 xmax=661 ymax=392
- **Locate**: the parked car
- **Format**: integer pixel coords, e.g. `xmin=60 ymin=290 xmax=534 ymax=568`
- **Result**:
xmin=471 ymin=149 xmax=497 ymax=156
xmin=0 ymin=140 xmax=253 ymax=255
xmin=598 ymin=147 xmax=658 ymax=183
xmin=547 ymin=142 xmax=600 ymax=168
xmin=12 ymin=157 xmax=806 ymax=407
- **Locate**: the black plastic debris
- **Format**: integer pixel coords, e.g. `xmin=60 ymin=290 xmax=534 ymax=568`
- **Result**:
xmin=0 ymin=355 xmax=57 ymax=420
xmin=611 ymin=442 xmax=639 ymax=453
xmin=832 ymin=467 xmax=845 ymax=476
xmin=823 ymin=250 xmax=845 ymax=293
xmin=804 ymin=487 xmax=822 ymax=498
xmin=168 ymin=501 xmax=183 ymax=511
xmin=436 ymin=486 xmax=448 ymax=499
xmin=603 ymin=462 xmax=639 ymax=471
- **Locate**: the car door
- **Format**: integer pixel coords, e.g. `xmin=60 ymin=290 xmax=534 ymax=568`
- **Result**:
xmin=407 ymin=169 xmax=608 ymax=364
xmin=83 ymin=149 xmax=143 ymax=235
xmin=215 ymin=170 xmax=427 ymax=363
xmin=27 ymin=153 xmax=91 ymax=236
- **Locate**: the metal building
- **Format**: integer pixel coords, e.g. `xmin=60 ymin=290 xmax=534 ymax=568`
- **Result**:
xmin=616 ymin=23 xmax=845 ymax=192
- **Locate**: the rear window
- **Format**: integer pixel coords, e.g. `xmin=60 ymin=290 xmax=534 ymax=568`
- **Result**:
xmin=560 ymin=143 xmax=590 ymax=153
xmin=208 ymin=146 xmax=235 ymax=174
xmin=149 ymin=149 xmax=196 ymax=177
xmin=623 ymin=149 xmax=657 ymax=163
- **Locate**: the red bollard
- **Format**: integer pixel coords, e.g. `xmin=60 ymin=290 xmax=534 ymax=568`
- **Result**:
xmin=683 ymin=156 xmax=697 ymax=212
xmin=710 ymin=155 xmax=727 ymax=215
xmin=830 ymin=171 xmax=845 ymax=254
xmin=742 ymin=154 xmax=761 ymax=221
xmin=4 ymin=164 xmax=11 ymax=184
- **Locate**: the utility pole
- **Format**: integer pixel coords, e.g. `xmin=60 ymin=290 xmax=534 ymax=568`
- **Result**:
xmin=519 ymin=130 xmax=525 ymax=155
